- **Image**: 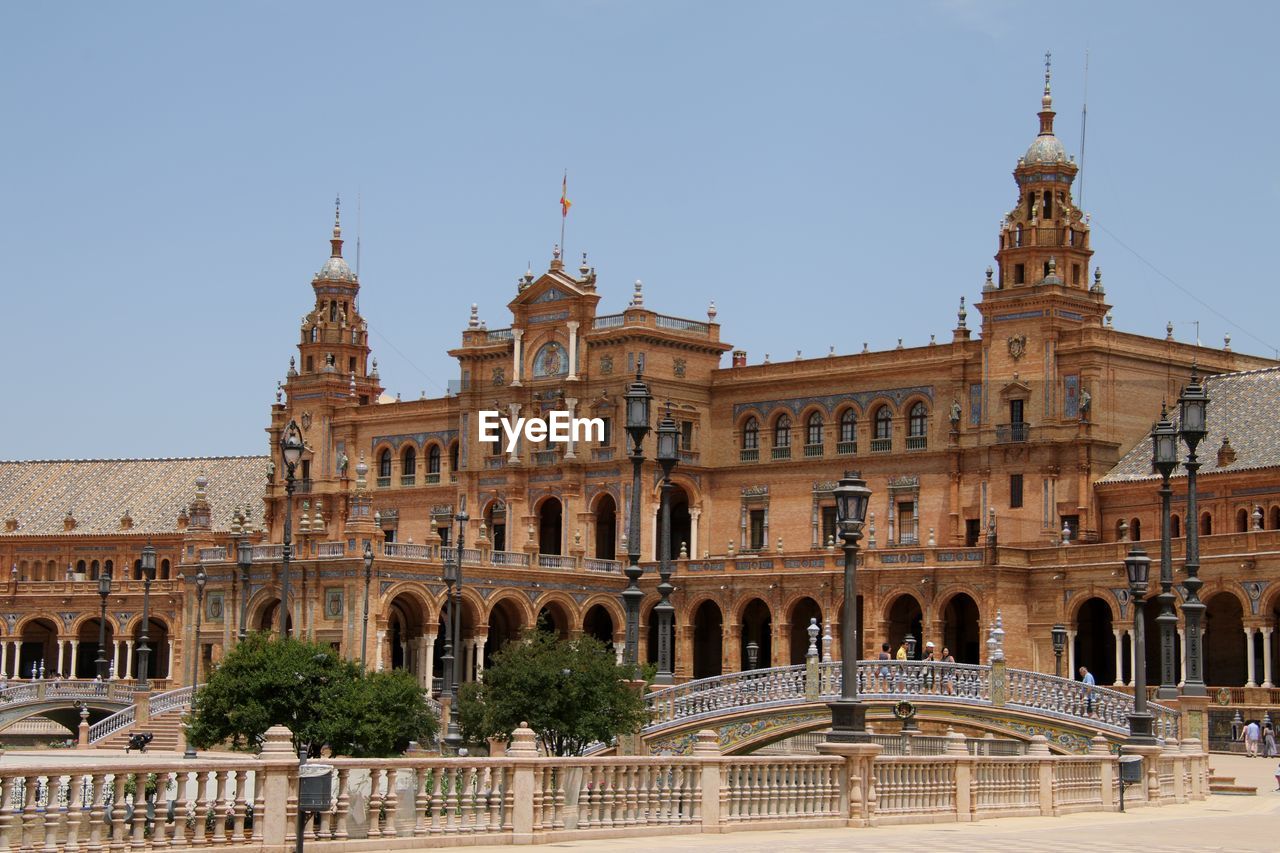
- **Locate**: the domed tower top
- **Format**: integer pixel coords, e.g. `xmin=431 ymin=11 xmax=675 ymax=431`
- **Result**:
xmin=1023 ymin=51 xmax=1067 ymax=166
xmin=314 ymin=196 xmax=358 ymax=286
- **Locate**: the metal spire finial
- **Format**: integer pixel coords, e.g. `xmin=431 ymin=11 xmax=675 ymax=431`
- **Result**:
xmin=334 ymin=195 xmax=342 ymax=235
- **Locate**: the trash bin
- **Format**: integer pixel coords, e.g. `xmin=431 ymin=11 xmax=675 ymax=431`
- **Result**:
xmin=1118 ymin=755 xmax=1144 ymax=785
xmin=297 ymin=764 xmax=334 ymax=812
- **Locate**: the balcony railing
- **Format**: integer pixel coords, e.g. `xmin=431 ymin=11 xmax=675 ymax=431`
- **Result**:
xmin=870 ymin=437 xmax=892 ymax=453
xmin=584 ymin=558 xmax=622 ymax=573
xmin=740 ymin=448 xmax=759 ymax=463
xmin=536 ymin=554 xmax=574 ymax=570
xmin=484 ymin=457 xmax=505 ymax=469
xmin=592 ymin=313 xmax=625 ymax=330
xmin=679 ymin=450 xmax=699 ymax=465
xmin=654 ymin=314 xmax=709 ymax=334
xmin=995 ymin=422 xmax=1031 ymax=444
xmin=383 ymin=542 xmax=432 ymax=559
xmin=906 ymin=435 xmax=928 ymax=451
xmin=426 ymin=471 xmax=441 ymax=484
xmin=534 ymin=450 xmax=560 ymax=466
xmin=803 ymin=443 xmax=824 ymax=458
xmin=252 ymin=544 xmax=282 ymax=562
xmin=486 ymin=327 xmax=514 ymax=341
xmin=198 ymin=547 xmax=227 ymax=563
xmin=489 ymin=551 xmax=531 ymax=568
xmin=297 ymin=479 xmax=313 ymax=494
xmin=400 ymin=474 xmax=416 ymax=487
xmin=592 ymin=447 xmax=616 ymax=461
xmin=317 ymin=541 xmax=346 ymax=558
xmin=836 ymin=440 xmax=857 ymax=455
xmin=771 ymin=446 xmax=791 ymax=461
xmin=376 ymin=476 xmax=391 ymax=488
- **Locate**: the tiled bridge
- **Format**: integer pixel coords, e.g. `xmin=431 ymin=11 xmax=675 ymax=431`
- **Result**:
xmin=637 ymin=660 xmax=1181 ymax=755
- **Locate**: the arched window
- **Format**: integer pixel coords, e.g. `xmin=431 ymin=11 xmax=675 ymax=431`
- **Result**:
xmin=908 ymin=403 xmax=927 ymax=436
xmin=401 ymin=447 xmax=416 ymax=484
xmin=838 ymin=409 xmax=857 ymax=454
xmin=428 ymin=445 xmax=442 ymax=481
xmin=743 ymin=417 xmax=759 ymax=450
xmin=160 ymin=558 xmax=171 ymax=579
xmin=378 ymin=449 xmax=392 ymax=486
xmin=1200 ymin=512 xmax=1213 ymax=536
xmin=1130 ymin=518 xmax=1141 ymax=540
xmin=1015 ymin=225 xmax=1023 ymax=247
xmin=806 ymin=412 xmax=823 ymax=447
xmin=774 ymin=415 xmax=791 ymax=448
xmin=1271 ymin=506 xmax=1280 ymax=530
xmin=872 ymin=406 xmax=893 ymax=451
xmin=1237 ymin=508 xmax=1250 ymax=533
xmin=1171 ymin=514 xmax=1181 ymax=538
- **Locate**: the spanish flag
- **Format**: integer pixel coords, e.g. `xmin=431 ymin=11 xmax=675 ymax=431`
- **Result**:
xmin=561 ymin=171 xmax=572 ymax=218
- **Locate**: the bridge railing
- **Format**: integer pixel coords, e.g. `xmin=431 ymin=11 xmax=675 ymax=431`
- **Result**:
xmin=0 ymin=680 xmax=138 ymax=707
xmin=87 ymin=705 xmax=135 ymax=743
xmin=150 ymin=685 xmax=198 ymax=716
xmin=644 ymin=660 xmax=1180 ymax=739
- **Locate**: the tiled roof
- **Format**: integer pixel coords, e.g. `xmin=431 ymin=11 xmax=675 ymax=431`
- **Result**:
xmin=0 ymin=456 xmax=269 ymax=536
xmin=1099 ymin=366 xmax=1280 ymax=483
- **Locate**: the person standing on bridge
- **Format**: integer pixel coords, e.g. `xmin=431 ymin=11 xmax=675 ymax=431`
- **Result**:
xmin=940 ymin=646 xmax=956 ymax=695
xmin=877 ymin=643 xmax=892 ymax=692
xmin=1078 ymin=666 xmax=1096 ymax=716
xmin=922 ymin=642 xmax=938 ymax=691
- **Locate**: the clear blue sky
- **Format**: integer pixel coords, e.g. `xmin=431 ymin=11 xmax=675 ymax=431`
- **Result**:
xmin=3 ymin=2 xmax=1277 ymax=459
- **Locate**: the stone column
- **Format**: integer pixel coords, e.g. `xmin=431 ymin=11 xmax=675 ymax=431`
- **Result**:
xmin=1127 ymin=628 xmax=1137 ymax=687
xmin=689 ymin=507 xmax=701 ymax=559
xmin=566 ymin=321 xmax=579 ymax=381
xmin=375 ymin=630 xmax=385 ymax=671
xmin=56 ymin=639 xmax=66 ymax=677
xmin=507 ymin=402 xmax=523 ymax=464
xmin=1112 ymin=629 xmax=1125 ymax=687
xmin=0 ymin=638 xmax=8 ymax=677
xmin=164 ymin=640 xmax=173 ymax=680
xmin=111 ymin=640 xmax=121 ymax=679
xmin=69 ymin=640 xmax=79 ymax=678
xmin=1244 ymin=627 xmax=1258 ymax=688
xmin=424 ymin=632 xmax=437 ymax=690
xmin=1262 ymin=627 xmax=1274 ymax=689
xmin=511 ymin=329 xmax=524 ymax=387
xmin=563 ymin=397 xmax=577 ymax=459
xmin=124 ymin=640 xmax=134 ymax=679
xmin=475 ymin=637 xmax=487 ymax=681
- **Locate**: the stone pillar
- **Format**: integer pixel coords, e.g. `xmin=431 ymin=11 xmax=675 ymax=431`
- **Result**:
xmin=566 ymin=321 xmax=579 ymax=381
xmin=56 ymin=639 xmax=65 ymax=677
xmin=475 ymin=636 xmax=487 ymax=681
xmin=563 ymin=397 xmax=578 ymax=459
xmin=688 ymin=507 xmax=701 ymax=560
xmin=1 ymin=638 xmax=9 ymax=677
xmin=163 ymin=640 xmax=172 ymax=680
xmin=69 ymin=640 xmax=79 ymax=678
xmin=111 ymin=640 xmax=121 ymax=679
xmin=507 ymin=402 xmax=523 ymax=464
xmin=124 ymin=641 xmax=134 ymax=680
xmin=1127 ymin=628 xmax=1137 ymax=688
xmin=1113 ymin=629 xmax=1125 ymax=687
xmin=1262 ymin=627 xmax=1274 ymax=689
xmin=1066 ymin=629 xmax=1076 ymax=676
xmin=723 ymin=623 xmax=741 ymax=674
xmin=256 ymin=725 xmax=301 ymax=849
xmin=374 ymin=630 xmax=385 ymax=672
xmin=507 ymin=722 xmax=538 ymax=842
xmin=510 ymin=329 xmax=524 ymax=387
xmin=424 ymin=632 xmax=437 ymax=690
xmin=693 ymin=730 xmax=722 ymax=829
xmin=1245 ymin=627 xmax=1258 ymax=688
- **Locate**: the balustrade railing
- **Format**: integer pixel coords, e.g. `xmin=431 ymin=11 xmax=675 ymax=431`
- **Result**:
xmin=252 ymin=544 xmax=282 ymax=562
xmin=654 ymin=314 xmax=709 ymax=334
xmin=536 ymin=554 xmax=575 ymax=570
xmin=723 ymin=757 xmax=842 ymax=822
xmin=149 ymin=685 xmax=197 ymax=716
xmin=583 ymin=558 xmax=621 ymax=574
xmin=198 ymin=547 xmax=227 ymax=563
xmin=382 ymin=542 xmax=433 ymax=560
xmin=592 ymin=313 xmax=625 ymax=330
xmin=87 ymin=706 xmax=135 ymax=743
xmin=317 ymin=541 xmax=346 ymax=558
xmin=489 ymin=550 xmax=531 ymax=567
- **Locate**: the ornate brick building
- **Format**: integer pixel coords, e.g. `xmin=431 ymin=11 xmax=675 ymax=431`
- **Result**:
xmin=3 ymin=68 xmax=1279 ymax=745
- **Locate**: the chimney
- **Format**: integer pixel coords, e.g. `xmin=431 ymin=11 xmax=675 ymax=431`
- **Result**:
xmin=732 ymin=350 xmax=747 ymax=368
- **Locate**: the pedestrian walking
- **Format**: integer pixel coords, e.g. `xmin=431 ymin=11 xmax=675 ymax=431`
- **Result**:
xmin=1264 ymin=722 xmax=1276 ymax=759
xmin=1078 ymin=666 xmax=1096 ymax=715
xmin=1243 ymin=719 xmax=1261 ymax=757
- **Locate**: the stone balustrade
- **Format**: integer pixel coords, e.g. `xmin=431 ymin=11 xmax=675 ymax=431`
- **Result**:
xmin=0 ymin=725 xmax=1208 ymax=851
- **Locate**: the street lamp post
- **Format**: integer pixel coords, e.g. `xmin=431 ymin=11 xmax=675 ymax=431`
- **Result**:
xmin=828 ymin=471 xmax=872 ymax=742
xmin=279 ymin=419 xmax=305 ymax=638
xmin=1177 ymin=369 xmax=1209 ymax=697
xmin=360 ymin=542 xmax=374 ymax=670
xmin=136 ymin=542 xmax=156 ymax=689
xmin=184 ymin=566 xmax=207 ymax=759
xmin=904 ymin=633 xmax=917 ymax=660
xmin=444 ymin=502 xmax=469 ymax=751
xmin=1051 ymin=623 xmax=1067 ymax=679
xmin=653 ymin=408 xmax=679 ymax=685
xmin=746 ymin=640 xmax=759 ymax=671
xmin=237 ymin=534 xmax=252 ymax=642
xmin=621 ymin=371 xmax=652 ymax=671
xmin=1123 ymin=545 xmax=1157 ymax=745
xmin=96 ymin=569 xmax=112 ymax=680
xmin=1151 ymin=404 xmax=1180 ymax=699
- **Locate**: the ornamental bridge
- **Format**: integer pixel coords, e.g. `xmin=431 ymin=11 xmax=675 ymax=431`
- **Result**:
xmin=630 ymin=660 xmax=1181 ymax=756
xmin=0 ymin=681 xmax=195 ymax=746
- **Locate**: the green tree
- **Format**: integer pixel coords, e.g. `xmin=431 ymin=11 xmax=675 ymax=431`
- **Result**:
xmin=186 ymin=633 xmax=437 ymax=756
xmin=456 ymin=631 xmax=647 ymax=756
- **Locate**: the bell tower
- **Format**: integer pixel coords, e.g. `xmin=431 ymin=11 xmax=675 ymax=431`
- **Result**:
xmin=291 ymin=198 xmax=380 ymax=405
xmin=984 ymin=53 xmax=1105 ymax=323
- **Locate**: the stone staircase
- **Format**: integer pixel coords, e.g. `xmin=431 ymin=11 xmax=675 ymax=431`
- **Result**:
xmin=1208 ymin=766 xmax=1257 ymax=796
xmin=96 ymin=713 xmax=184 ymax=752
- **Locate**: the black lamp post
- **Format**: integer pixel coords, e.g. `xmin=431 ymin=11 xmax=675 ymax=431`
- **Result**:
xmin=1051 ymin=623 xmax=1067 ymax=678
xmin=279 ymin=419 xmax=305 ymax=637
xmin=444 ymin=501 xmax=469 ymax=751
xmin=653 ymin=407 xmax=680 ymax=685
xmin=96 ymin=569 xmax=112 ymax=680
xmin=746 ymin=640 xmax=759 ymax=670
xmin=360 ymin=541 xmax=374 ymax=670
xmin=184 ymin=566 xmax=207 ymax=759
xmin=1177 ymin=369 xmax=1209 ymax=697
xmin=439 ymin=542 xmax=457 ymax=715
xmin=905 ymin=633 xmax=917 ymax=660
xmin=136 ymin=542 xmax=156 ymax=689
xmin=1123 ymin=545 xmax=1157 ymax=745
xmin=621 ymin=371 xmax=652 ymax=671
xmin=236 ymin=534 xmax=252 ymax=642
xmin=1151 ymin=404 xmax=1180 ymax=699
xmin=828 ymin=471 xmax=872 ymax=742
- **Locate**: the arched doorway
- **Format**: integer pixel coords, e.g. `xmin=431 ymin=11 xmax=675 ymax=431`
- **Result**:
xmin=479 ymin=597 xmax=524 ymax=671
xmin=788 ymin=597 xmax=822 ymax=664
xmin=1074 ymin=598 xmax=1115 ymax=685
xmin=654 ymin=485 xmax=693 ymax=560
xmin=536 ymin=601 xmax=572 ymax=638
xmin=941 ymin=593 xmax=981 ymax=664
xmin=77 ymin=618 xmax=114 ymax=679
xmin=692 ymin=600 xmax=723 ymax=679
xmin=434 ymin=594 xmax=480 ymax=686
xmin=886 ymin=595 xmax=923 ymax=659
xmin=739 ymin=599 xmax=772 ymax=670
xmin=386 ymin=593 xmax=430 ymax=685
xmin=1205 ymin=592 xmax=1246 ymax=687
xmin=594 ymin=494 xmax=617 ymax=560
xmin=258 ymin=599 xmax=294 ymax=636
xmin=19 ymin=618 xmax=58 ymax=679
xmin=133 ymin=618 xmax=171 ymax=682
xmin=582 ymin=604 xmax=615 ymax=651
xmin=538 ymin=498 xmax=563 ymax=555
xmin=484 ymin=500 xmax=507 ymax=552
